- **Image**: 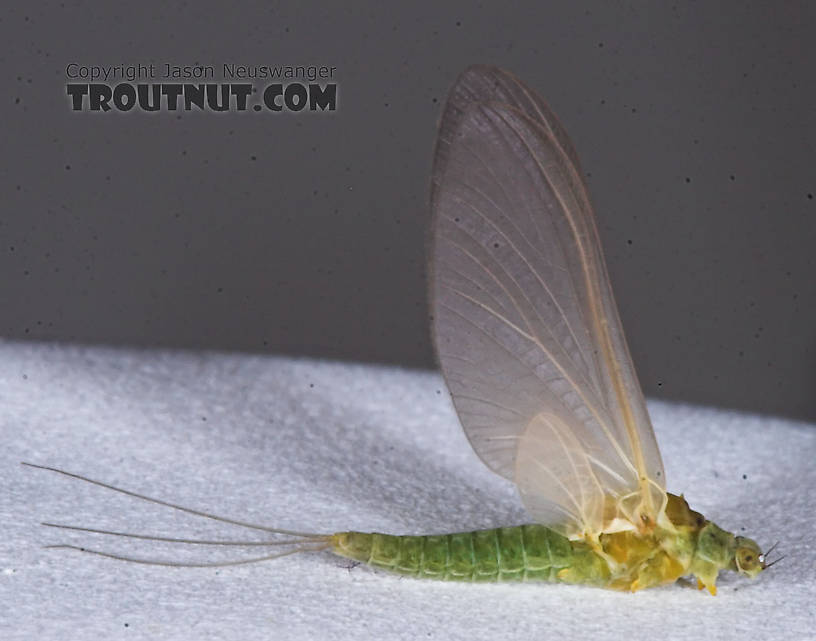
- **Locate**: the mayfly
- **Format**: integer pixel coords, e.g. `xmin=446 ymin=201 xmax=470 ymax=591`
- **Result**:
xmin=27 ymin=65 xmax=778 ymax=594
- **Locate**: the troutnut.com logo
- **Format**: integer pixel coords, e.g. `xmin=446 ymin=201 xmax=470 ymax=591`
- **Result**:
xmin=65 ymin=63 xmax=338 ymax=113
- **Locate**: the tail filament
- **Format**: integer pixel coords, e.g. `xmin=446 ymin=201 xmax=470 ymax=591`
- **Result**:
xmin=22 ymin=462 xmax=332 ymax=567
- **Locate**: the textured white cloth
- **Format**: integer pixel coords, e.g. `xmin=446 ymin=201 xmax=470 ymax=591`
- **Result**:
xmin=2 ymin=340 xmax=814 ymax=640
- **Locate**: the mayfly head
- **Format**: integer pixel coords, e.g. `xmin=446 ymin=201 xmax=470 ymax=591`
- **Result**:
xmin=733 ymin=536 xmax=768 ymax=578
xmin=755 ymin=539 xmax=784 ymax=574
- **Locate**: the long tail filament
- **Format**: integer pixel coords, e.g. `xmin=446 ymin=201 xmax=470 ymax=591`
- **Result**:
xmin=22 ymin=462 xmax=333 ymax=567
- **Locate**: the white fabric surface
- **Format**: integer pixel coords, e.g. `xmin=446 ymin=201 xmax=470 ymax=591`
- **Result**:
xmin=2 ymin=340 xmax=814 ymax=640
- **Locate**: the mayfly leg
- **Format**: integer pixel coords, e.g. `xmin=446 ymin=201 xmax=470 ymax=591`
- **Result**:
xmin=22 ymin=462 xmax=332 ymax=567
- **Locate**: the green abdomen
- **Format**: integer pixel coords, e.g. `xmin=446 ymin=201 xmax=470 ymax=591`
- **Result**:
xmin=331 ymin=525 xmax=598 ymax=583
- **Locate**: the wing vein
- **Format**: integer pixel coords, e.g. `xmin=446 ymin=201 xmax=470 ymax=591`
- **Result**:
xmin=454 ymin=137 xmax=600 ymax=387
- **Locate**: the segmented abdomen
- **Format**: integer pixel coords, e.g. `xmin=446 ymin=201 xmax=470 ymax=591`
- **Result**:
xmin=331 ymin=525 xmax=575 ymax=582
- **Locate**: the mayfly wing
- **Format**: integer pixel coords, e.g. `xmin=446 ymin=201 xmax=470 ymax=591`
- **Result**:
xmin=429 ymin=66 xmax=666 ymax=539
xmin=431 ymin=65 xmax=586 ymax=213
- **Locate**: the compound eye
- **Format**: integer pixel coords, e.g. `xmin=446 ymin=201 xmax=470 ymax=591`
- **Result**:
xmin=737 ymin=547 xmax=758 ymax=571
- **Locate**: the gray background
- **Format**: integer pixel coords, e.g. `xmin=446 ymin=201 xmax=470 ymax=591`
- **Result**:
xmin=2 ymin=2 xmax=814 ymax=420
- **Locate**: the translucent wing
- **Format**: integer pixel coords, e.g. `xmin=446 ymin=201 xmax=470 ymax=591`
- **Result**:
xmin=429 ymin=66 xmax=666 ymax=540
